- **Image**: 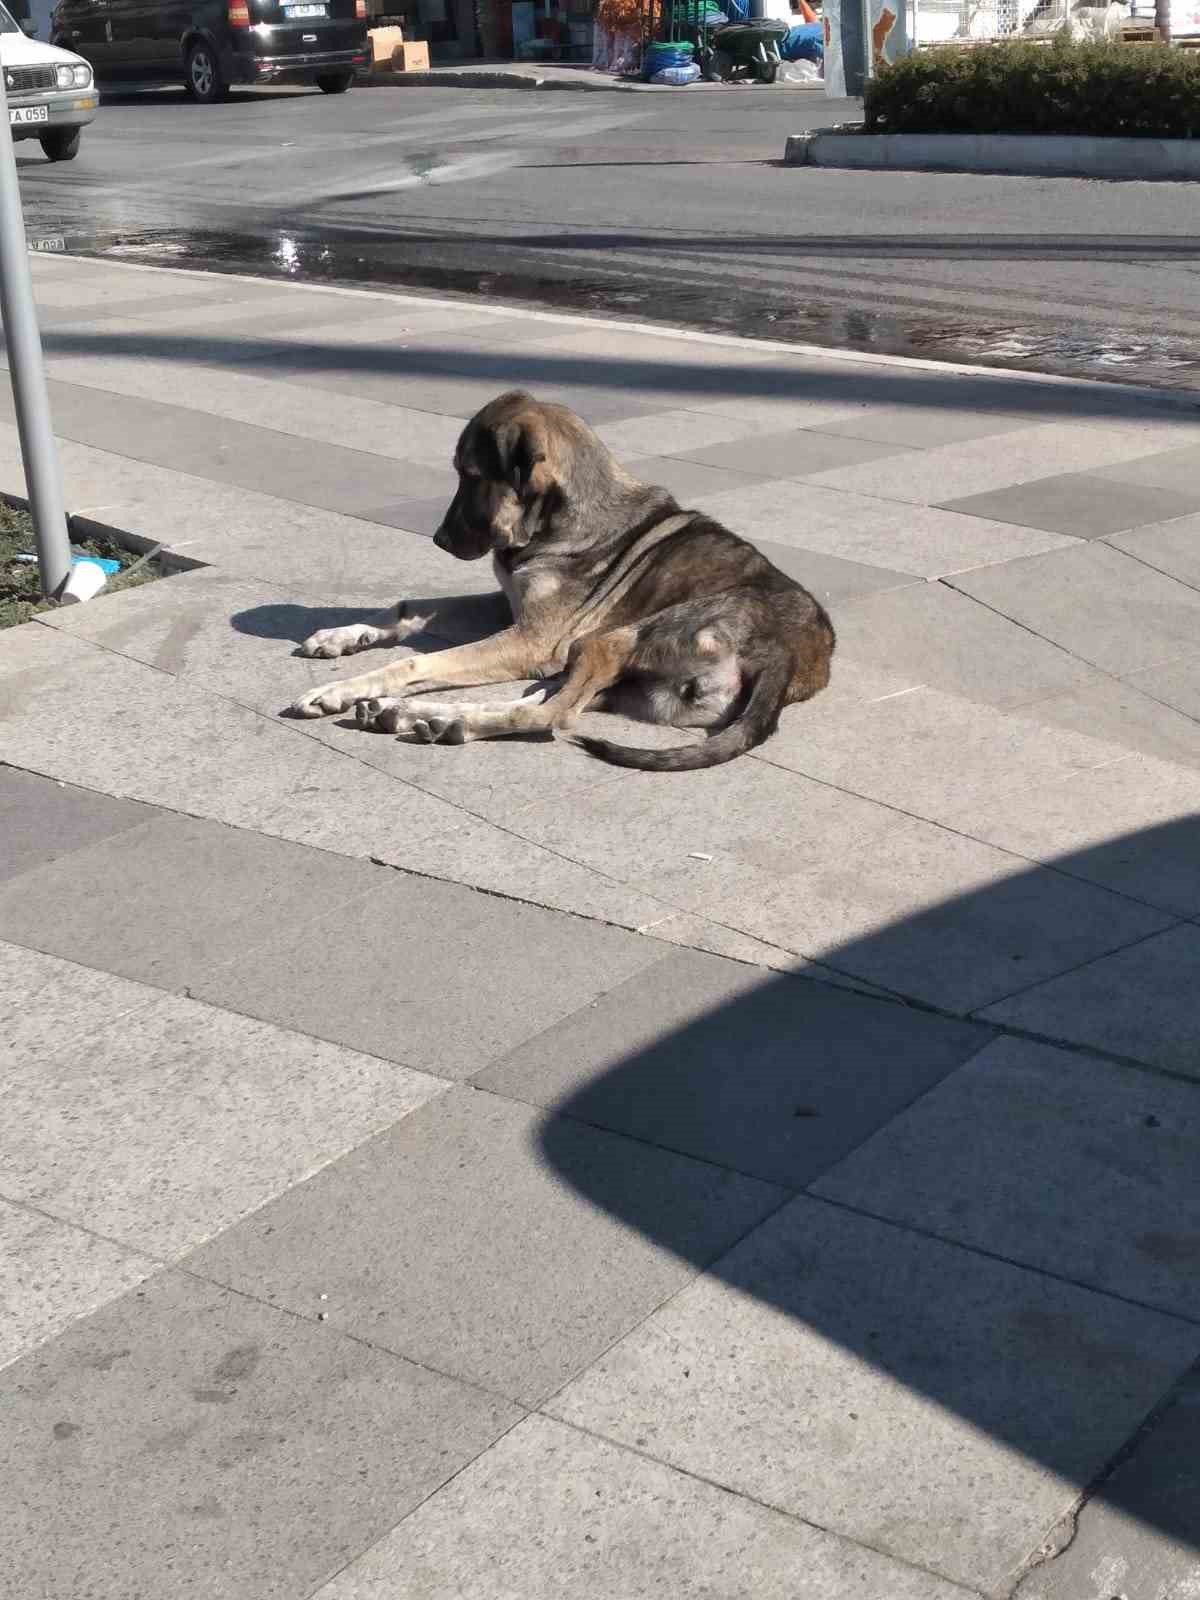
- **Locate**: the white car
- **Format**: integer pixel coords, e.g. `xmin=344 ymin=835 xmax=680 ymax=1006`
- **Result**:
xmin=0 ymin=4 xmax=96 ymax=161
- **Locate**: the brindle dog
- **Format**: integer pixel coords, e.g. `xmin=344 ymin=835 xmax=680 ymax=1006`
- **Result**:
xmin=287 ymin=390 xmax=835 ymax=771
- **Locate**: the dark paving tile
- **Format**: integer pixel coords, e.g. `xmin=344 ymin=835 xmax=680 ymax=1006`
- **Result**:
xmin=188 ymin=872 xmax=664 ymax=1078
xmin=1095 ymin=443 xmax=1200 ymax=498
xmin=477 ymin=948 xmax=991 ymax=1186
xmin=0 ymin=764 xmax=153 ymax=886
xmin=0 ymin=380 xmax=458 ymax=513
xmin=815 ymin=1035 xmax=1200 ymax=1319
xmin=185 ymin=1087 xmax=785 ymax=1404
xmin=750 ymin=538 xmax=921 ymax=607
xmin=0 ymin=813 xmax=381 ymax=991
xmin=1011 ymin=1367 xmax=1200 ymax=1600
xmin=938 ymin=472 xmax=1200 ymax=539
xmin=0 ymin=1270 xmax=520 ymax=1600
xmin=679 ymin=427 xmax=912 ymax=479
xmin=622 ymin=454 xmax=766 ymax=503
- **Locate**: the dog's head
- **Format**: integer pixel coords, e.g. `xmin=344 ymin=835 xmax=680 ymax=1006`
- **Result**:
xmin=433 ymin=391 xmax=573 ymax=562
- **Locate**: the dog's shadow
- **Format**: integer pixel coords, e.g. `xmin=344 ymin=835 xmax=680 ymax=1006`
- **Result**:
xmin=231 ymin=592 xmax=513 ymax=657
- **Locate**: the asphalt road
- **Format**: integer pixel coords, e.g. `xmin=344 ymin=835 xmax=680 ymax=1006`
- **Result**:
xmin=14 ymin=79 xmax=1200 ymax=387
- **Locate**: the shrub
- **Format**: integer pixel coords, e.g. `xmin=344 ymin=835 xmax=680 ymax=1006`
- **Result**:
xmin=863 ymin=38 xmax=1200 ymax=138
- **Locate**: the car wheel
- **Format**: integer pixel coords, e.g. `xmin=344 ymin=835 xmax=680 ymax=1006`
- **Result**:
xmin=185 ymin=40 xmax=226 ymax=102
xmin=316 ymin=70 xmax=354 ymax=93
xmin=40 ymin=128 xmax=80 ymax=161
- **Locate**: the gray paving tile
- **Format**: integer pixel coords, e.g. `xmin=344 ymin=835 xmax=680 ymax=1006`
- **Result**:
xmin=622 ymin=454 xmax=765 ymax=504
xmin=760 ymin=684 xmax=1124 ymax=824
xmin=189 ymin=870 xmax=664 ymax=1079
xmin=0 ymin=813 xmax=381 ymax=993
xmin=477 ymin=947 xmax=990 ymax=1186
xmin=512 ymin=760 xmax=1170 ymax=1013
xmin=2 ymin=990 xmax=445 ymax=1256
xmin=696 ymin=479 xmax=1078 ymax=580
xmin=948 ymin=543 xmax=1200 ymax=677
xmin=0 ymin=1200 xmax=157 ymax=1371
xmin=0 ymin=941 xmax=157 ymax=1079
xmin=0 ymin=641 xmax=464 ymax=862
xmin=939 ymin=472 xmax=1200 ymax=539
xmin=946 ymin=755 xmax=1200 ymax=917
xmin=815 ymin=1036 xmax=1200 ymax=1319
xmin=1125 ymin=652 xmax=1200 ymax=724
xmin=1095 ymin=442 xmax=1200 ymax=498
xmin=0 ymin=1270 xmax=520 ymax=1600
xmin=749 ymin=539 xmax=921 ymax=607
xmin=185 ymin=1087 xmax=783 ymax=1405
xmin=0 ymin=764 xmax=152 ymax=886
xmin=1016 ymin=675 xmax=1200 ymax=773
xmin=803 ymin=423 xmax=1168 ymax=508
xmin=313 ymin=1414 xmax=977 ymax=1600
xmin=43 ymin=350 xmax=468 ymax=468
xmin=0 ymin=379 xmax=459 ymax=514
xmin=812 ymin=404 xmax=1031 ymax=449
xmin=549 ymin=1196 xmax=1200 ymax=1595
xmin=1013 ymin=1368 xmax=1200 ymax=1600
xmin=981 ymin=923 xmax=1200 ymax=1076
xmin=678 ymin=426 xmax=913 ymax=479
xmin=378 ymin=817 xmax=668 ymax=930
xmin=1108 ymin=510 xmax=1200 ymax=587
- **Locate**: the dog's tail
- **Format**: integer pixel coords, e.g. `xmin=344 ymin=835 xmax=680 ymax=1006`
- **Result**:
xmin=572 ymin=656 xmax=792 ymax=773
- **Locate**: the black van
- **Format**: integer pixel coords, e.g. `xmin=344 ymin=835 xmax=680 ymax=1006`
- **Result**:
xmin=50 ymin=0 xmax=368 ymax=101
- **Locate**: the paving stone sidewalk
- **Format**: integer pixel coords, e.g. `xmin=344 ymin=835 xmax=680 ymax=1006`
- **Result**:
xmin=4 ymin=254 xmax=1200 ymax=1599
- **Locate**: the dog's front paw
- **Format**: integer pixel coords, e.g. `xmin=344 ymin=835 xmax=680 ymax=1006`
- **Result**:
xmin=286 ymin=681 xmax=359 ymax=719
xmin=356 ymin=698 xmax=467 ymax=744
xmin=299 ymin=624 xmax=378 ymax=659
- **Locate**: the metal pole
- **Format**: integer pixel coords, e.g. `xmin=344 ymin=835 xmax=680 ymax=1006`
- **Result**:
xmin=861 ymin=0 xmax=874 ymax=78
xmin=0 ymin=62 xmax=71 ymax=598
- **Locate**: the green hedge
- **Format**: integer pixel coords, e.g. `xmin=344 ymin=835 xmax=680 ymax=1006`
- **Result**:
xmin=863 ymin=39 xmax=1200 ymax=138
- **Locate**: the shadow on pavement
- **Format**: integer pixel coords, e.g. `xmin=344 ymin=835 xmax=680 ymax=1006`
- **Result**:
xmin=29 ymin=325 xmax=1200 ymax=423
xmin=532 ymin=815 xmax=1200 ymax=1587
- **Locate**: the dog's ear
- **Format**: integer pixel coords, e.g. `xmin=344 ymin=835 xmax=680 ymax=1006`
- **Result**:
xmin=492 ymin=411 xmax=557 ymax=503
xmin=490 ymin=407 xmax=561 ymax=547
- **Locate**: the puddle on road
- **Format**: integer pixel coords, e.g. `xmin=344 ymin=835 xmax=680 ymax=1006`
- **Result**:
xmin=29 ymin=224 xmax=1200 ymax=393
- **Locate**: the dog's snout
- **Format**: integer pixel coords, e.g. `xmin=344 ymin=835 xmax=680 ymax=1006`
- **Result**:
xmin=432 ymin=525 xmax=450 ymax=552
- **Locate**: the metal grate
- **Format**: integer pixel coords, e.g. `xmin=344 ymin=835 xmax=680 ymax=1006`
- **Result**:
xmin=5 ymin=65 xmax=56 ymax=92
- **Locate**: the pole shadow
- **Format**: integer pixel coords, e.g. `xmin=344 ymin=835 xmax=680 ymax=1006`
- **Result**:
xmin=531 ymin=815 xmax=1200 ymax=1587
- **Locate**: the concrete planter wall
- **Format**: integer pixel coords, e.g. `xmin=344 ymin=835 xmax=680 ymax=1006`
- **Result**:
xmin=784 ymin=128 xmax=1200 ymax=179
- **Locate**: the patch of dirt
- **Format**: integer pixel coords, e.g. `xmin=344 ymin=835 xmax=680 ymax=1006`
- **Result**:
xmin=0 ymin=504 xmax=163 ymax=629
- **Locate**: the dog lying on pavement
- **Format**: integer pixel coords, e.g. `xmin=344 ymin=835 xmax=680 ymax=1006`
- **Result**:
xmin=287 ymin=390 xmax=835 ymax=772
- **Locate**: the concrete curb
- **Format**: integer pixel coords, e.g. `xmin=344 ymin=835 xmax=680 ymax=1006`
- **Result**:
xmin=784 ymin=128 xmax=1200 ymax=179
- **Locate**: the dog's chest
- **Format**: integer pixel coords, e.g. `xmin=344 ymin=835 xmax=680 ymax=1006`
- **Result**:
xmin=493 ymin=555 xmax=560 ymax=620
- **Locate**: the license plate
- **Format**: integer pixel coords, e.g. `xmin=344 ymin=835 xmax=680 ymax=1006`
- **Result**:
xmin=10 ymin=105 xmax=48 ymax=125
xmin=284 ymin=5 xmax=326 ymax=16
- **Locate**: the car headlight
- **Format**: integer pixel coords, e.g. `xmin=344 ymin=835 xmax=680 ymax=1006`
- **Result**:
xmin=72 ymin=63 xmax=91 ymax=86
xmin=55 ymin=63 xmax=73 ymax=88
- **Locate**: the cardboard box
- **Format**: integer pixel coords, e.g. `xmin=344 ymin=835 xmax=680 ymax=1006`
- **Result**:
xmin=368 ymin=24 xmax=404 ymax=65
xmin=393 ymin=39 xmax=430 ymax=68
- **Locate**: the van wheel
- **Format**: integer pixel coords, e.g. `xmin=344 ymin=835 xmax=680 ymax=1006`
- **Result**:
xmin=185 ymin=41 xmax=226 ymax=102
xmin=40 ymin=128 xmax=80 ymax=161
xmin=316 ymin=70 xmax=354 ymax=92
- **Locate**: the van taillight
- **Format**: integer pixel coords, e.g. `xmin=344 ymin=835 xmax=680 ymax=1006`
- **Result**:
xmin=228 ymin=0 xmax=251 ymax=23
